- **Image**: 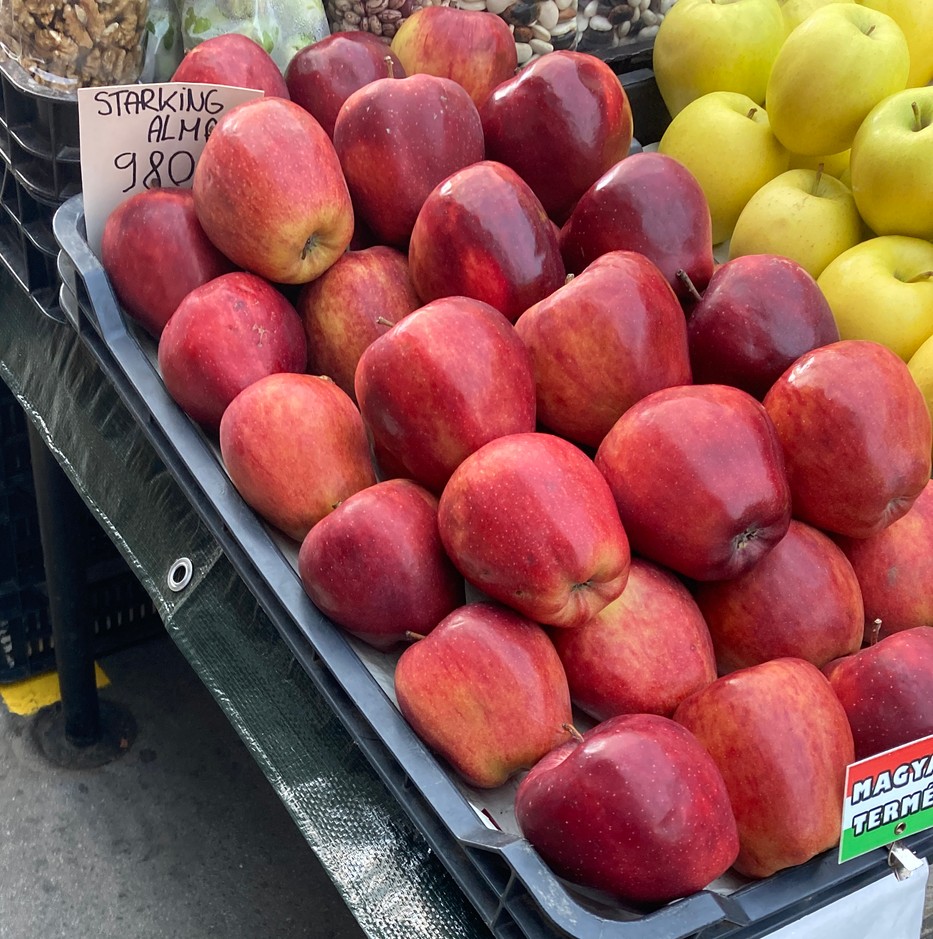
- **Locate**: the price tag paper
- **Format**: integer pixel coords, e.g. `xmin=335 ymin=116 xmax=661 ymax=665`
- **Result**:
xmin=78 ymin=82 xmax=264 ymax=256
xmin=839 ymin=733 xmax=933 ymax=863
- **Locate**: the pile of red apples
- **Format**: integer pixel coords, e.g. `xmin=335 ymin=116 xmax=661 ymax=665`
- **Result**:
xmin=101 ymin=10 xmax=933 ymax=909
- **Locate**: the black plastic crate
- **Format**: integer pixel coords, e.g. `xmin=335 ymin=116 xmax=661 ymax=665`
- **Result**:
xmin=618 ymin=67 xmax=671 ymax=146
xmin=54 ymin=190 xmax=933 ymax=939
xmin=0 ymin=160 xmax=62 ymax=314
xmin=0 ymin=55 xmax=80 ymax=204
xmin=0 ymin=378 xmax=164 ymax=683
xmin=0 ymin=386 xmax=38 ymax=595
xmin=0 ymin=564 xmax=162 ymax=682
xmin=592 ymin=34 xmax=656 ymax=73
xmin=0 ymin=51 xmax=78 ymax=314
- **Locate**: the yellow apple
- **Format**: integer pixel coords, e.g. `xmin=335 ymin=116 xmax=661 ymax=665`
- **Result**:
xmin=779 ymin=0 xmax=854 ymax=35
xmin=658 ymin=92 xmax=789 ymax=245
xmin=788 ymin=149 xmax=850 ymax=179
xmin=817 ymin=236 xmax=933 ymax=361
xmin=766 ymin=4 xmax=910 ymax=156
xmin=729 ymin=169 xmax=864 ymax=279
xmin=652 ymin=0 xmax=785 ymax=118
xmin=849 ymin=86 xmax=933 ymax=242
xmin=908 ymin=335 xmax=933 ymax=461
xmin=855 ymin=0 xmax=933 ymax=87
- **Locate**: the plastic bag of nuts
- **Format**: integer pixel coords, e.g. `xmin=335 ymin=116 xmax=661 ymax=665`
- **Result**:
xmin=325 ymin=0 xmax=424 ymax=45
xmin=576 ymin=0 xmax=677 ymax=58
xmin=491 ymin=0 xmax=580 ymax=67
xmin=325 ymin=0 xmax=578 ymax=66
xmin=325 ymin=0 xmax=678 ymax=68
xmin=0 ymin=0 xmax=150 ymax=90
xmin=139 ymin=0 xmax=183 ymax=82
xmin=179 ymin=0 xmax=329 ymax=71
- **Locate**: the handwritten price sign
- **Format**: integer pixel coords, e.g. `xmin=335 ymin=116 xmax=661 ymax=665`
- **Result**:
xmin=78 ymin=82 xmax=263 ymax=255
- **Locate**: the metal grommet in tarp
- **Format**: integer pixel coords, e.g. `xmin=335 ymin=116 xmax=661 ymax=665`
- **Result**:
xmin=167 ymin=557 xmax=193 ymax=592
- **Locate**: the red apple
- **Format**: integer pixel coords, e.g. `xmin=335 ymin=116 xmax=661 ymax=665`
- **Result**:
xmin=480 ymin=50 xmax=633 ymax=225
xmin=394 ymin=602 xmax=574 ymax=788
xmin=100 ymin=188 xmax=235 ymax=339
xmin=824 ymin=628 xmax=933 ymax=761
xmin=763 ymin=340 xmax=933 ymax=538
xmin=686 ymin=254 xmax=840 ymax=400
xmin=514 ymin=250 xmax=692 ymax=448
xmin=595 ymin=384 xmax=791 ymax=582
xmin=674 ymin=657 xmax=855 ymax=879
xmin=354 ymin=296 xmax=536 ymax=492
xmin=171 ymin=33 xmax=289 ymax=99
xmin=297 ymin=246 xmax=420 ymax=402
xmin=559 ymin=151 xmax=715 ymax=308
xmin=438 ymin=432 xmax=631 ymax=628
xmin=333 ymin=72 xmax=484 ymax=248
xmin=515 ymin=713 xmax=739 ymax=904
xmin=219 ymin=373 xmax=376 ymax=541
xmin=408 ymin=160 xmax=566 ymax=322
xmin=550 ymin=559 xmax=717 ymax=721
xmin=297 ymin=479 xmax=464 ymax=650
xmin=285 ymin=33 xmax=405 ymax=139
xmin=834 ymin=480 xmax=933 ymax=639
xmin=695 ymin=520 xmax=863 ymax=674
xmin=390 ymin=6 xmax=517 ymax=109
xmin=193 ymin=96 xmax=353 ymax=284
xmin=158 ymin=272 xmax=307 ymax=433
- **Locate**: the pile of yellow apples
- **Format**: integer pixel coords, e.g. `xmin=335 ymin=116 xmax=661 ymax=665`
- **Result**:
xmin=651 ymin=0 xmax=933 ymax=448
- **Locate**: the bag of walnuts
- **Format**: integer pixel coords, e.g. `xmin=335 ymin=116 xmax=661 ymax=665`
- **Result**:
xmin=0 ymin=0 xmax=150 ymax=90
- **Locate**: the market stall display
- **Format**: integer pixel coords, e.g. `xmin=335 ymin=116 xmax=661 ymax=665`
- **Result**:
xmin=58 ymin=169 xmax=925 ymax=937
xmin=0 ymin=0 xmax=931 ymax=935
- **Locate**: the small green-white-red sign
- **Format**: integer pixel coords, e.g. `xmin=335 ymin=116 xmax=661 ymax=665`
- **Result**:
xmin=839 ymin=733 xmax=933 ymax=863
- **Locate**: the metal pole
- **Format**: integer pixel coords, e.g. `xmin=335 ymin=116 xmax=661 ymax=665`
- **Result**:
xmin=26 ymin=422 xmax=100 ymax=746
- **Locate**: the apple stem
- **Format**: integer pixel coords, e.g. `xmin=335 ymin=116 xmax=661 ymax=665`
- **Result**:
xmin=676 ymin=268 xmax=703 ymax=304
xmin=564 ymin=273 xmax=575 ymax=285
xmin=906 ymin=271 xmax=933 ymax=284
xmin=385 ymin=55 xmax=395 ymax=80
xmin=865 ymin=24 xmax=876 ymax=38
xmin=746 ymin=107 xmax=757 ymax=121
xmin=376 ymin=315 xmax=396 ymax=327
xmin=812 ymin=163 xmax=824 ymax=195
xmin=869 ymin=619 xmax=883 ymax=646
xmin=301 ymin=234 xmax=317 ymax=260
xmin=913 ymin=101 xmax=924 ymax=132
xmin=405 ymin=630 xmax=427 ymax=642
xmin=562 ymin=722 xmax=584 ymax=744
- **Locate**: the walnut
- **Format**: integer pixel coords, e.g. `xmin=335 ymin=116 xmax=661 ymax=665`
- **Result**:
xmin=98 ymin=42 xmax=126 ymax=78
xmin=79 ymin=0 xmax=105 ymax=39
xmin=61 ymin=5 xmax=94 ymax=49
xmin=29 ymin=24 xmax=61 ymax=51
xmin=21 ymin=0 xmax=56 ymax=28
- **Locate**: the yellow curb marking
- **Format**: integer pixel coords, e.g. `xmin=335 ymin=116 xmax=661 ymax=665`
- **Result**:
xmin=0 ymin=664 xmax=110 ymax=715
